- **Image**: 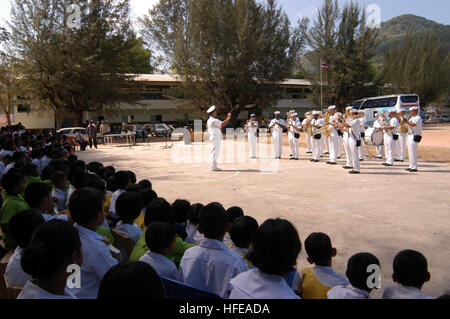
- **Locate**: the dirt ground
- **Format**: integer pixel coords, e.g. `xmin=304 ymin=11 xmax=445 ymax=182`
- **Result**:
xmin=78 ymin=123 xmax=450 ymax=299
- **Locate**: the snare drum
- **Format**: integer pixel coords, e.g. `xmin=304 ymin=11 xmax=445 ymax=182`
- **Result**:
xmin=364 ymin=128 xmax=383 ymax=146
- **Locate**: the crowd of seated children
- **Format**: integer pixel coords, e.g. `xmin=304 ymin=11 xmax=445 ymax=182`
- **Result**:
xmin=114 ymin=192 xmax=143 ymax=245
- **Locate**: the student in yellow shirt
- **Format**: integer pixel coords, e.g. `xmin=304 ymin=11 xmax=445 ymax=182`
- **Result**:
xmin=300 ymin=232 xmax=349 ymax=299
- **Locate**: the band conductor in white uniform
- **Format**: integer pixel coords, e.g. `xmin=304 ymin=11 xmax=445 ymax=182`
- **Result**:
xmin=206 ymin=106 xmax=232 ymax=171
xmin=269 ymin=111 xmax=286 ymax=159
xmin=406 ymin=107 xmax=422 ymax=172
xmin=244 ymin=114 xmax=259 ymax=159
xmin=287 ymin=112 xmax=301 ymax=160
xmin=326 ymin=106 xmax=339 ymax=165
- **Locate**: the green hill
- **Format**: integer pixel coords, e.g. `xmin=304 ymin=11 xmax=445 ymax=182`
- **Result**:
xmin=374 ymin=14 xmax=450 ymax=64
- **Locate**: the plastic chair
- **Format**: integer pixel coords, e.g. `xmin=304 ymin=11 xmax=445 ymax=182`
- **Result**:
xmin=3 ymin=274 xmax=23 ymax=299
xmin=111 ymin=229 xmax=133 ymax=261
xmin=0 ymin=250 xmax=14 ymax=299
xmin=160 ymin=276 xmax=222 ymax=299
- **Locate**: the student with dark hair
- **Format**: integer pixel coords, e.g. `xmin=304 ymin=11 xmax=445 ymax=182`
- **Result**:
xmin=229 ymin=216 xmax=258 ymax=265
xmin=24 ymin=162 xmax=40 ymax=185
xmin=0 ymin=168 xmax=29 ymax=248
xmin=382 ymin=249 xmax=433 ymax=299
xmin=97 ymin=261 xmax=164 ymax=300
xmin=65 ymin=168 xmax=86 ymax=208
xmin=180 ymin=202 xmax=248 ymax=298
xmin=139 ymin=222 xmax=178 ymax=280
xmin=24 ymin=182 xmax=70 ymax=222
xmin=51 ymin=171 xmax=68 ymax=212
xmin=229 ymin=218 xmax=301 ymax=299
xmin=109 ymin=171 xmax=131 ymax=219
xmin=3 ymin=152 xmax=26 ymax=174
xmin=138 ymin=179 xmax=152 ymax=190
xmin=114 ymin=192 xmax=143 ymax=245
xmin=172 ymin=199 xmax=190 ymax=240
xmin=40 ymin=145 xmax=54 ymax=171
xmin=128 ymin=170 xmax=137 ymax=184
xmin=129 ymin=197 xmax=194 ymax=267
xmin=67 ymin=154 xmax=78 ymax=163
xmin=185 ymin=203 xmax=204 ymax=245
xmin=68 ymin=188 xmax=118 ymax=299
xmin=301 ymin=232 xmax=348 ymax=299
xmin=224 ymin=206 xmax=244 ymax=245
xmin=135 ymin=189 xmax=158 ymax=230
xmin=31 ymin=149 xmax=43 ymax=176
xmin=18 ymin=220 xmax=82 ymax=299
xmin=5 ymin=209 xmax=45 ymax=287
xmin=328 ymin=252 xmax=380 ymax=299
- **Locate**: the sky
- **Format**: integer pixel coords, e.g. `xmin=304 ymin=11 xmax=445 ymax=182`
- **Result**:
xmin=1 ymin=0 xmax=449 ymax=29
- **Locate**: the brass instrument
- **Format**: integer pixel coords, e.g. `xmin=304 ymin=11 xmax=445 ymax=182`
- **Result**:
xmin=378 ymin=112 xmax=389 ymax=129
xmin=303 ymin=114 xmax=313 ymax=136
xmin=322 ymin=112 xmax=331 ymax=138
xmin=398 ymin=114 xmax=409 ymax=134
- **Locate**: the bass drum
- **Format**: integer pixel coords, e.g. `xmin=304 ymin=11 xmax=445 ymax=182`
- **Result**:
xmin=364 ymin=128 xmax=383 ymax=146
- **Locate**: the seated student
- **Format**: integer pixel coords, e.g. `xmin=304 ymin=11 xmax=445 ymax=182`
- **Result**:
xmin=4 ymin=152 xmax=27 ymax=174
xmin=185 ymin=203 xmax=205 ymax=245
xmin=301 ymin=232 xmax=349 ymax=299
xmin=135 ymin=189 xmax=158 ymax=231
xmin=114 ymin=192 xmax=143 ymax=245
xmin=229 ymin=218 xmax=301 ymax=299
xmin=139 ymin=222 xmax=179 ymax=280
xmin=228 ymin=215 xmax=259 ymax=265
xmin=0 ymin=169 xmax=29 ymax=248
xmin=97 ymin=261 xmax=164 ymax=300
xmin=138 ymin=179 xmax=152 ymax=190
xmin=128 ymin=170 xmax=137 ymax=185
xmin=68 ymin=187 xmax=118 ymax=299
xmin=24 ymin=162 xmax=41 ymax=185
xmin=328 ymin=252 xmax=380 ymax=299
xmin=129 ymin=198 xmax=195 ymax=266
xmin=172 ymin=199 xmax=190 ymax=240
xmin=6 ymin=209 xmax=45 ymax=287
xmin=109 ymin=171 xmax=131 ymax=219
xmin=179 ymin=202 xmax=248 ymax=298
xmin=18 ymin=220 xmax=82 ymax=299
xmin=65 ymin=167 xmax=86 ymax=208
xmin=24 ymin=182 xmax=71 ymax=222
xmin=51 ymin=171 xmax=68 ymax=212
xmin=382 ymin=249 xmax=433 ymax=299
xmin=224 ymin=206 xmax=244 ymax=246
xmin=31 ymin=149 xmax=43 ymax=176
xmin=40 ymin=145 xmax=54 ymax=171
xmin=0 ymin=154 xmax=13 ymax=181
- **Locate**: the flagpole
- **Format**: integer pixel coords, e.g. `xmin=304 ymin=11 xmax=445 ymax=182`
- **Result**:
xmin=320 ymin=59 xmax=323 ymax=112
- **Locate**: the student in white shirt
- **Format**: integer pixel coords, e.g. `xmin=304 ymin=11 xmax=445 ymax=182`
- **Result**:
xmin=179 ymin=202 xmax=248 ymax=298
xmin=224 ymin=206 xmax=244 ymax=246
xmin=228 ymin=216 xmax=259 ymax=266
xmin=139 ymin=222 xmax=179 ymax=280
xmin=98 ymin=261 xmax=164 ymax=299
xmin=114 ymin=192 xmax=143 ymax=245
xmin=109 ymin=171 xmax=131 ymax=219
xmin=229 ymin=218 xmax=301 ymax=299
xmin=51 ymin=171 xmax=68 ymax=212
xmin=24 ymin=182 xmax=71 ymax=223
xmin=40 ymin=146 xmax=54 ymax=172
xmin=301 ymin=232 xmax=349 ymax=299
xmin=6 ymin=210 xmax=45 ymax=288
xmin=17 ymin=220 xmax=82 ymax=299
xmin=328 ymin=252 xmax=380 ymax=299
xmin=382 ymin=249 xmax=433 ymax=299
xmin=172 ymin=199 xmax=190 ymax=241
xmin=31 ymin=149 xmax=43 ymax=176
xmin=68 ymin=188 xmax=118 ymax=299
xmin=185 ymin=203 xmax=205 ymax=245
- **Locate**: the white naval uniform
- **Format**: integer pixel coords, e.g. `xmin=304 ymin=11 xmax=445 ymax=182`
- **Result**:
xmin=246 ymin=120 xmax=259 ymax=158
xmin=396 ymin=120 xmax=408 ymax=161
xmin=373 ymin=118 xmax=385 ymax=158
xmin=269 ymin=118 xmax=285 ymax=158
xmin=407 ymin=115 xmax=422 ymax=170
xmin=343 ymin=117 xmax=353 ymax=168
xmin=207 ymin=116 xmax=223 ymax=169
xmin=311 ymin=118 xmax=324 ymax=161
xmin=328 ymin=114 xmax=339 ymax=163
xmin=358 ymin=116 xmax=366 ymax=159
xmin=382 ymin=285 xmax=433 ymax=299
xmin=348 ymin=118 xmax=361 ymax=172
xmin=302 ymin=118 xmax=312 ymax=152
xmin=384 ymin=116 xmax=399 ymax=165
xmin=287 ymin=118 xmax=301 ymax=159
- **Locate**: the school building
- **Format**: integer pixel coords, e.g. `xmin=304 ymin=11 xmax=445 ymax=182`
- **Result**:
xmin=3 ymin=74 xmax=316 ymax=129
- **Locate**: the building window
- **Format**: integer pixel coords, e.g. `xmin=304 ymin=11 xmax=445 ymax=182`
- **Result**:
xmin=17 ymin=104 xmax=31 ymax=113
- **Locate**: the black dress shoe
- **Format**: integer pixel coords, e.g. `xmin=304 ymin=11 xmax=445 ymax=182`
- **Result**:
xmin=385 ymin=164 xmax=393 ymax=167
xmin=349 ymin=170 xmax=360 ymax=174
xmin=337 ymin=156 xmax=341 ymax=159
xmin=325 ymin=152 xmax=329 ymax=155
xmin=326 ymin=161 xmax=332 ymax=164
xmin=314 ymin=160 xmax=320 ymax=162
xmin=329 ymin=162 xmax=337 ymax=165
xmin=405 ymin=168 xmax=411 ymax=171
xmin=310 ymin=159 xmax=315 ymax=162
xmin=343 ymin=166 xmax=353 ymax=169
xmin=409 ymin=169 xmax=418 ymax=172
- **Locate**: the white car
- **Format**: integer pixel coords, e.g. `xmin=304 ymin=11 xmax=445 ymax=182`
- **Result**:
xmin=57 ymin=127 xmax=89 ymax=141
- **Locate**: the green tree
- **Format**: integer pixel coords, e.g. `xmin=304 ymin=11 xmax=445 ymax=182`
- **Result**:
xmin=382 ymin=32 xmax=450 ymax=106
xmin=140 ymin=0 xmax=306 ymax=125
xmin=7 ymin=0 xmax=151 ymax=127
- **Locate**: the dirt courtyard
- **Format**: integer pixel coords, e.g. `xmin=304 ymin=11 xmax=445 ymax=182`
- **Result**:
xmin=77 ymin=124 xmax=450 ymax=298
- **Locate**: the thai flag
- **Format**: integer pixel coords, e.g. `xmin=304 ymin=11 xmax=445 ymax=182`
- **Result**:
xmin=321 ymin=62 xmax=328 ymax=69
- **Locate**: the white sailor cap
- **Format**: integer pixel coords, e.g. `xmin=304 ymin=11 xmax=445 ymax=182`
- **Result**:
xmin=410 ymin=107 xmax=419 ymax=111
xmin=351 ymin=109 xmax=359 ymax=114
xmin=346 ymin=106 xmax=353 ymax=111
xmin=305 ymin=112 xmax=311 ymax=115
xmin=337 ymin=112 xmax=342 ymax=116
xmin=207 ymin=105 xmax=216 ymax=114
xmin=290 ymin=110 xmax=296 ymax=113
xmin=328 ymin=105 xmax=336 ymax=110
xmin=292 ymin=113 xmax=298 ymax=116
xmin=388 ymin=109 xmax=396 ymax=114
xmin=312 ymin=111 xmax=319 ymax=115
xmin=274 ymin=111 xmax=281 ymax=115
xmin=250 ymin=114 xmax=256 ymax=117
xmin=358 ymin=110 xmax=365 ymax=114
xmin=399 ymin=109 xmax=406 ymax=113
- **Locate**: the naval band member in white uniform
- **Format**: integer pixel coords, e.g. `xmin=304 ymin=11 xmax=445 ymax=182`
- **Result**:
xmin=269 ymin=111 xmax=286 ymax=159
xmin=287 ymin=112 xmax=301 ymax=160
xmin=406 ymin=107 xmax=422 ymax=172
xmin=326 ymin=105 xmax=339 ymax=165
xmin=244 ymin=114 xmax=259 ymax=159
xmin=382 ymin=109 xmax=399 ymax=167
xmin=207 ymin=106 xmax=232 ymax=171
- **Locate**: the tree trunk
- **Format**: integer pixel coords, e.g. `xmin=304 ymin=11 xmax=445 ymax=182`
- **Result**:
xmin=72 ymin=111 xmax=83 ymax=127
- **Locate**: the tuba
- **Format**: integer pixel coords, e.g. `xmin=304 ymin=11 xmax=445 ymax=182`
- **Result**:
xmin=398 ymin=114 xmax=409 ymax=134
xmin=322 ymin=112 xmax=331 ymax=138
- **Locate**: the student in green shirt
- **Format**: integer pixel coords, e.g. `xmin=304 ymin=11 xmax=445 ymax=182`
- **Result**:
xmin=0 ymin=169 xmax=29 ymax=248
xmin=129 ymin=198 xmax=195 ymax=267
